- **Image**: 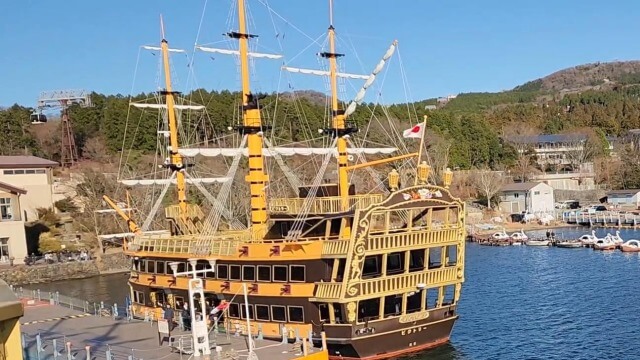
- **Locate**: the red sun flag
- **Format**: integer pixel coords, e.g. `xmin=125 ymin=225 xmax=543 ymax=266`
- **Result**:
xmin=403 ymin=123 xmax=425 ymax=139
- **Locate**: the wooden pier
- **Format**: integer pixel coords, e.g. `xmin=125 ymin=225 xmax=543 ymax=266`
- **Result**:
xmin=562 ymin=211 xmax=640 ymax=228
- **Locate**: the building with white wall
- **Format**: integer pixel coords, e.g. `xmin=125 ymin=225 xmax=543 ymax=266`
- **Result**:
xmin=499 ymin=182 xmax=555 ymax=215
xmin=0 ymin=181 xmax=28 ymax=265
xmin=0 ymin=156 xmax=58 ymax=221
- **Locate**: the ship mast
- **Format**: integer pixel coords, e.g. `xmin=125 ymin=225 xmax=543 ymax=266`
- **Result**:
xmin=159 ymin=17 xmax=188 ymax=220
xmin=235 ymin=0 xmax=269 ymax=239
xmin=325 ymin=0 xmax=351 ymax=238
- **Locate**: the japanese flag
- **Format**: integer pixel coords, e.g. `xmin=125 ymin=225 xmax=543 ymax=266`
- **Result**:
xmin=403 ymin=123 xmax=425 ymax=138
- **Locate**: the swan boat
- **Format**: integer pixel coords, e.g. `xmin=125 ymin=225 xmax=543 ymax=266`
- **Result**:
xmin=620 ymin=239 xmax=640 ymax=252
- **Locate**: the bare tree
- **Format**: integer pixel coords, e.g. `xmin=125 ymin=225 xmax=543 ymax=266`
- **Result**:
xmin=563 ymin=129 xmax=603 ymax=173
xmin=423 ymin=133 xmax=452 ymax=184
xmin=471 ymin=168 xmax=506 ymax=209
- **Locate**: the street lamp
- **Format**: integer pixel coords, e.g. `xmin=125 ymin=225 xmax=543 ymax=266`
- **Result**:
xmin=168 ymin=258 xmax=216 ymax=359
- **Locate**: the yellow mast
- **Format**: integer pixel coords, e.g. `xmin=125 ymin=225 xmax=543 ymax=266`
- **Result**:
xmin=326 ymin=1 xmax=351 ymax=238
xmin=236 ymin=0 xmax=268 ymax=239
xmin=159 ymin=17 xmax=188 ymax=220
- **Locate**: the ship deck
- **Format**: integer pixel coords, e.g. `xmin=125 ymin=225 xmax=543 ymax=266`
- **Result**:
xmin=19 ymin=299 xmax=325 ymax=359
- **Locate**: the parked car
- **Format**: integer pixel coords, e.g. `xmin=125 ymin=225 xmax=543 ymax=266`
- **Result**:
xmin=584 ymin=205 xmax=607 ymax=213
xmin=555 ymin=200 xmax=580 ymax=209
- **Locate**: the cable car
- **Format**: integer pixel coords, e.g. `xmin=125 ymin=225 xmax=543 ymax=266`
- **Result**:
xmin=30 ymin=112 xmax=47 ymax=124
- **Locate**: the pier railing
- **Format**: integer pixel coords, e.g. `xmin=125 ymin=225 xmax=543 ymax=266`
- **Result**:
xmin=562 ymin=210 xmax=640 ymax=227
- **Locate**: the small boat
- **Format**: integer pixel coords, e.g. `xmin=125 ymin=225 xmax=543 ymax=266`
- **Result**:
xmin=578 ymin=231 xmax=598 ymax=247
xmin=526 ymin=239 xmax=550 ymax=246
xmin=609 ymin=231 xmax=624 ymax=245
xmin=556 ymin=240 xmax=583 ymax=248
xmin=593 ymin=236 xmax=617 ymax=251
xmin=510 ymin=230 xmax=528 ymax=242
xmin=490 ymin=230 xmax=510 ymax=241
xmin=620 ymin=239 xmax=640 ymax=252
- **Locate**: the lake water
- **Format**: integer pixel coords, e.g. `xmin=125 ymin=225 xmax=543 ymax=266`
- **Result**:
xmin=24 ymin=227 xmax=640 ymax=359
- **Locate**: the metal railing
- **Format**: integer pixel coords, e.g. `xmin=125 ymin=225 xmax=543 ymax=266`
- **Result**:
xmin=269 ymin=194 xmax=384 ymax=215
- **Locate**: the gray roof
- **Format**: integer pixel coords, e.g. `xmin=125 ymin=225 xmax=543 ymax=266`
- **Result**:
xmin=607 ymin=189 xmax=640 ymax=196
xmin=0 ymin=181 xmax=27 ymax=195
xmin=0 ymin=155 xmax=58 ymax=169
xmin=504 ymin=134 xmax=587 ymax=144
xmin=501 ymin=182 xmax=541 ymax=192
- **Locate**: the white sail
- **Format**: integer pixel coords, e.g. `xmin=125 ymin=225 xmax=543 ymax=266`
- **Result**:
xmin=130 ymin=103 xmax=206 ymax=111
xmin=196 ymin=46 xmax=282 ymax=59
xmin=282 ymin=66 xmax=369 ymax=80
xmin=142 ymin=45 xmax=185 ymax=53
xmin=178 ymin=147 xmax=397 ymax=157
xmin=120 ymin=177 xmax=230 ymax=186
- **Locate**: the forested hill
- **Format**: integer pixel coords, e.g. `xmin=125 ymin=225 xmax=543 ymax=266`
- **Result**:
xmin=4 ymin=60 xmax=640 ymax=170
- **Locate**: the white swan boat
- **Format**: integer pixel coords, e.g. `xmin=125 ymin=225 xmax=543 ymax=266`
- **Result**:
xmin=490 ymin=230 xmax=510 ymax=241
xmin=578 ymin=231 xmax=598 ymax=247
xmin=609 ymin=231 xmax=624 ymax=245
xmin=620 ymin=239 xmax=640 ymax=252
xmin=593 ymin=235 xmax=617 ymax=251
xmin=525 ymin=239 xmax=550 ymax=246
xmin=510 ymin=230 xmax=527 ymax=245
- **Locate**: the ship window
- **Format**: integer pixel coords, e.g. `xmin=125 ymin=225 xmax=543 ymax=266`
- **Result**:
xmin=409 ymin=249 xmax=425 ymax=272
xmin=357 ymin=298 xmax=380 ymax=323
xmin=174 ymin=296 xmax=184 ymax=309
xmin=228 ymin=303 xmax=240 ymax=318
xmin=426 ymin=288 xmax=439 ymax=309
xmin=176 ymin=262 xmax=186 ymax=273
xmin=406 ymin=292 xmax=422 ymax=313
xmin=243 ymin=266 xmax=256 ymax=281
xmin=448 ymin=207 xmax=459 ymax=226
xmin=133 ymin=290 xmax=145 ymax=305
xmin=334 ymin=305 xmax=344 ymax=324
xmin=132 ymin=258 xmax=140 ymax=271
xmin=362 ymin=255 xmax=381 ymax=278
xmin=241 ymin=304 xmax=254 ymax=320
xmin=257 ymin=265 xmax=271 ymax=282
xmin=428 ymin=247 xmax=442 ymax=269
xmin=290 ymin=265 xmax=305 ymax=282
xmin=335 ymin=258 xmax=346 ymax=282
xmin=383 ymin=295 xmax=402 ymax=318
xmin=156 ymin=261 xmax=165 ymax=275
xmin=230 ymin=265 xmax=241 ymax=281
xmin=288 ymin=306 xmax=304 ymax=323
xmin=165 ymin=262 xmax=174 ymax=275
xmin=217 ymin=265 xmax=228 ymax=279
xmin=273 ymin=265 xmax=288 ymax=282
xmin=319 ymin=304 xmax=330 ymax=322
xmin=443 ymin=285 xmax=455 ymax=306
xmin=386 ymin=252 xmax=405 ymax=275
xmin=370 ymin=212 xmax=386 ymax=233
xmin=446 ymin=245 xmax=457 ymax=266
xmin=271 ymin=305 xmax=286 ymax=322
xmin=146 ymin=260 xmax=155 ymax=273
xmin=256 ymin=305 xmax=270 ymax=321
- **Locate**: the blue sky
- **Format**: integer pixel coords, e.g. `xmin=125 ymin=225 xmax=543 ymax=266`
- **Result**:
xmin=2 ymin=0 xmax=640 ymax=107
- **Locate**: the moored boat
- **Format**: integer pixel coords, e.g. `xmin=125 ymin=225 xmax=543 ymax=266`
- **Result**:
xmin=578 ymin=231 xmax=598 ymax=247
xmin=525 ymin=239 xmax=550 ymax=246
xmin=620 ymin=239 xmax=640 ymax=252
xmin=556 ymin=240 xmax=583 ymax=248
xmin=593 ymin=236 xmax=617 ymax=251
xmin=102 ymin=2 xmax=467 ymax=359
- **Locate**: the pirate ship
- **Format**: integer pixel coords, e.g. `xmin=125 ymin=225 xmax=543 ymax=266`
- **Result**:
xmin=106 ymin=1 xmax=466 ymax=359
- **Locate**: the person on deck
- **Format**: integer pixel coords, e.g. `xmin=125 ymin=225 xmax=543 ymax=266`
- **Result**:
xmin=163 ymin=304 xmax=175 ymax=332
xmin=182 ymin=303 xmax=191 ymax=331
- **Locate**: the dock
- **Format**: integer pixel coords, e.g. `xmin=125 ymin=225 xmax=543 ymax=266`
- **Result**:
xmin=562 ymin=211 xmax=640 ymax=228
xmin=16 ymin=289 xmax=326 ymax=359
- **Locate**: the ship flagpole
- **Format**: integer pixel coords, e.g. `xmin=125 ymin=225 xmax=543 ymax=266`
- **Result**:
xmin=414 ymin=115 xmax=428 ymax=185
xmin=159 ymin=15 xmax=188 ymax=221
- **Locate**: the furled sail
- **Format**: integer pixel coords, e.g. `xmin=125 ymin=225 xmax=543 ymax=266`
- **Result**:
xmin=119 ymin=177 xmax=230 ymax=186
xmin=282 ymin=66 xmax=369 ymax=80
xmin=196 ymin=46 xmax=282 ymax=59
xmin=130 ymin=103 xmax=206 ymax=111
xmin=142 ymin=45 xmax=185 ymax=53
xmin=179 ymin=147 xmax=397 ymax=157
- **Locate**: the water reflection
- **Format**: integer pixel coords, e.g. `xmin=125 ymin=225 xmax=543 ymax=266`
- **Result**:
xmin=23 ymin=273 xmax=130 ymax=304
xmin=409 ymin=343 xmax=467 ymax=359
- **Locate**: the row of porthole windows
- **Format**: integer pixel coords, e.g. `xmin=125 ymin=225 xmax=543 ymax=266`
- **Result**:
xmin=227 ymin=303 xmax=305 ymax=323
xmin=132 ymin=259 xmax=307 ymax=283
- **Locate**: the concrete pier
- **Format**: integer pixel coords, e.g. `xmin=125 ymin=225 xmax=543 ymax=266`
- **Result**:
xmin=19 ymin=298 xmax=324 ymax=359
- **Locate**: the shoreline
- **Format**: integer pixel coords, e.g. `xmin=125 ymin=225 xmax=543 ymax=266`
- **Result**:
xmin=470 ymin=222 xmax=577 ymax=236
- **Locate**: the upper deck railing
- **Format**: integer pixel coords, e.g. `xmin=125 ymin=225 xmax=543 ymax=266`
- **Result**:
xmin=268 ymin=194 xmax=384 ymax=215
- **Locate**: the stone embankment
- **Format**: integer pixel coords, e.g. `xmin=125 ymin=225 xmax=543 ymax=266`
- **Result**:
xmin=0 ymin=252 xmax=129 ymax=286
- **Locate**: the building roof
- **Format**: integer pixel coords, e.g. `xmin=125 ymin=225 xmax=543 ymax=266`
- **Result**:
xmin=0 ymin=155 xmax=58 ymax=169
xmin=607 ymin=189 xmax=640 ymax=196
xmin=0 ymin=181 xmax=27 ymax=195
xmin=501 ymin=182 xmax=542 ymax=192
xmin=0 ymin=279 xmax=23 ymax=322
xmin=504 ymin=134 xmax=587 ymax=144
